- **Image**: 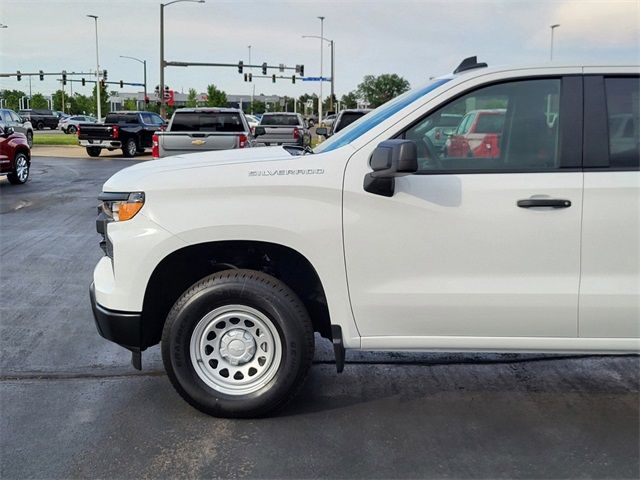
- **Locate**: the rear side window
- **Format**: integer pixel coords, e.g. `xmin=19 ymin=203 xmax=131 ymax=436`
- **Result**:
xmin=334 ymin=112 xmax=367 ymax=132
xmin=105 ymin=114 xmax=139 ymax=124
xmin=605 ymin=77 xmax=639 ymax=168
xmin=171 ymin=112 xmax=245 ymax=132
xmin=474 ymin=112 xmax=506 ymax=134
xmin=260 ymin=115 xmax=299 ymax=126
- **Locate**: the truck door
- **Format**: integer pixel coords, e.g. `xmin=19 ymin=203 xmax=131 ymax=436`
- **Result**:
xmin=342 ymin=77 xmax=584 ymax=343
xmin=579 ymin=74 xmax=640 ymax=338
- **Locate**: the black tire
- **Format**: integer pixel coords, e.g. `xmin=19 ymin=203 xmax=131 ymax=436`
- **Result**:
xmin=86 ymin=147 xmax=102 ymax=157
xmin=162 ymin=269 xmax=315 ymax=418
xmin=36 ymin=121 xmax=44 ymax=130
xmin=67 ymin=125 xmax=77 ymax=134
xmin=122 ymin=138 xmax=137 ymax=157
xmin=7 ymin=152 xmax=29 ymax=185
xmin=26 ymin=131 xmax=33 ymax=148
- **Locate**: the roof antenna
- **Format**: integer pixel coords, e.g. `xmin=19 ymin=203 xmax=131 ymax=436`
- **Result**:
xmin=454 ymin=56 xmax=488 ymax=74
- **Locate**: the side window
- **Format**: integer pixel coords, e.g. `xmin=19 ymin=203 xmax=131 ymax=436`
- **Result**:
xmin=605 ymin=77 xmax=639 ymax=168
xmin=403 ymin=79 xmax=562 ymax=173
xmin=140 ymin=113 xmax=154 ymax=124
xmin=9 ymin=111 xmax=21 ymax=122
xmin=0 ymin=111 xmax=10 ymax=123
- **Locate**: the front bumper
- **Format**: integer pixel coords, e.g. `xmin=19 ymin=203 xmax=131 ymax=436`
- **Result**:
xmin=90 ymin=282 xmax=143 ymax=351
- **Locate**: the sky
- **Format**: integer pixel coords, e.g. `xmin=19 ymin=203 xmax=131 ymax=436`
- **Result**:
xmin=1 ymin=0 xmax=638 ymax=101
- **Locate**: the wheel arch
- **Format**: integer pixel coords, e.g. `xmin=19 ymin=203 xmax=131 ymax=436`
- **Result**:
xmin=141 ymin=240 xmax=332 ymax=349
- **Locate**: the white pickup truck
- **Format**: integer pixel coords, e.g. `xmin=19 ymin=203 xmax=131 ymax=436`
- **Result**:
xmin=90 ymin=58 xmax=639 ymax=418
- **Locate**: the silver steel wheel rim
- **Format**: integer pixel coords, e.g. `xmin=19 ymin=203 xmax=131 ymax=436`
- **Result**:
xmin=15 ymin=156 xmax=28 ymax=182
xmin=189 ymin=305 xmax=282 ymax=396
xmin=127 ymin=141 xmax=136 ymax=155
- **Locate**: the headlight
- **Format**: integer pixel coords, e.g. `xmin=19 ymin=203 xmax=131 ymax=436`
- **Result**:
xmin=99 ymin=192 xmax=145 ymax=222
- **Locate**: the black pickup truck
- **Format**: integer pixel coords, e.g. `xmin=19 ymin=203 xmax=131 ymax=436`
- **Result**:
xmin=78 ymin=111 xmax=166 ymax=157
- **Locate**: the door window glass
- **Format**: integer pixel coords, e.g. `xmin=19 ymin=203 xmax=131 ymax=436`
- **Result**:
xmin=403 ymin=79 xmax=562 ymax=173
xmin=605 ymin=77 xmax=639 ymax=168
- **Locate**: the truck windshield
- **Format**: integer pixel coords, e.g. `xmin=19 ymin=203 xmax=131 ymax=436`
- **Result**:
xmin=260 ymin=115 xmax=299 ymax=126
xmin=314 ymin=78 xmax=451 ymax=154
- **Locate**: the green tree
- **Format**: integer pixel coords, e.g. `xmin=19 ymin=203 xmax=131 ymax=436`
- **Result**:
xmin=186 ymin=88 xmax=198 ymax=108
xmin=123 ymin=98 xmax=137 ymax=111
xmin=0 ymin=89 xmax=28 ymax=111
xmin=30 ymin=93 xmax=49 ymax=109
xmin=340 ymin=90 xmax=359 ymax=109
xmin=72 ymin=93 xmax=95 ymax=115
xmin=204 ymin=84 xmax=227 ymax=107
xmin=251 ymin=101 xmax=265 ymax=114
xmin=356 ymin=74 xmax=410 ymax=108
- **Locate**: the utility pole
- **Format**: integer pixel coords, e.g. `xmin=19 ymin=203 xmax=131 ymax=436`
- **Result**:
xmin=87 ymin=15 xmax=101 ymax=120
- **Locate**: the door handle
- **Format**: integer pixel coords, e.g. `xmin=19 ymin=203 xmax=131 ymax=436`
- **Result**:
xmin=517 ymin=199 xmax=572 ymax=208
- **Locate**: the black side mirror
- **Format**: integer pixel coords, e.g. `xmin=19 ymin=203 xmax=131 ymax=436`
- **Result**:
xmin=364 ymin=139 xmax=418 ymax=197
xmin=254 ymin=126 xmax=265 ymax=137
xmin=316 ymin=127 xmax=328 ymax=137
xmin=3 ymin=126 xmax=15 ymax=136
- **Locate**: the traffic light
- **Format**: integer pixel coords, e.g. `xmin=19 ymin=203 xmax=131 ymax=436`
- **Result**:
xmin=262 ymin=62 xmax=267 ymax=75
xmin=103 ymin=69 xmax=108 ymax=81
xmin=16 ymin=71 xmax=21 ymax=81
xmin=292 ymin=75 xmax=296 ymax=84
xmin=39 ymin=70 xmax=44 ymax=81
xmin=81 ymin=78 xmax=86 ymax=86
xmin=144 ymin=96 xmax=149 ymax=105
xmin=100 ymin=79 xmax=105 ymax=88
xmin=244 ymin=73 xmax=248 ymax=82
xmin=248 ymin=73 xmax=252 ymax=82
xmin=296 ymin=64 xmax=304 ymax=77
xmin=119 ymin=80 xmax=124 ymax=88
xmin=62 ymin=71 xmax=67 ymax=86
xmin=238 ymin=61 xmax=243 ymax=74
xmin=272 ymin=74 xmax=276 ymax=83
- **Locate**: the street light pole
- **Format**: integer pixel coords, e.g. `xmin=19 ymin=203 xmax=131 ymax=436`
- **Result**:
xmin=160 ymin=0 xmax=205 ymax=119
xmin=87 ymin=15 xmax=101 ymax=120
xmin=550 ymin=24 xmax=560 ymax=61
xmin=330 ymin=39 xmax=334 ymax=112
xmin=302 ymin=35 xmax=335 ymax=112
xmin=318 ymin=16 xmax=324 ymax=126
xmin=248 ymin=45 xmax=255 ymax=114
xmin=120 ymin=55 xmax=147 ymax=110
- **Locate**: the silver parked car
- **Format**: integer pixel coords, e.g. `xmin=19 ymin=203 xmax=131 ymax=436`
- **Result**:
xmin=59 ymin=115 xmax=98 ymax=134
xmin=0 ymin=109 xmax=34 ymax=147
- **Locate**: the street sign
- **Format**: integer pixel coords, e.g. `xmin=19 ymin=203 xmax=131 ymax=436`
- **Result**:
xmin=302 ymin=77 xmax=331 ymax=82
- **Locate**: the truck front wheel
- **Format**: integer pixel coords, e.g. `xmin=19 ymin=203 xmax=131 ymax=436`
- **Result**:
xmin=161 ymin=269 xmax=315 ymax=418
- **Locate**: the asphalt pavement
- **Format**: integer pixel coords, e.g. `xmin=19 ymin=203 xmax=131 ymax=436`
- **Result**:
xmin=1 ymin=156 xmax=639 ymax=479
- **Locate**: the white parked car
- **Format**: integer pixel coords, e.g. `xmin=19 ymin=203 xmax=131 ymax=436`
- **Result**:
xmin=59 ymin=115 xmax=97 ymax=134
xmin=90 ymin=58 xmax=639 ymax=418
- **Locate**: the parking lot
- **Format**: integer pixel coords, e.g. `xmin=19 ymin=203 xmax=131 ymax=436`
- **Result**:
xmin=0 ymin=153 xmax=637 ymax=478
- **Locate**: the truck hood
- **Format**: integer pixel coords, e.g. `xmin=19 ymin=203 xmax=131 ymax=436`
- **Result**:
xmin=103 ymin=146 xmax=299 ymax=191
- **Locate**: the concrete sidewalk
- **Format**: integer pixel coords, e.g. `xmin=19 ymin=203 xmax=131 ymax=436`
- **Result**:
xmin=31 ymin=144 xmax=151 ymax=160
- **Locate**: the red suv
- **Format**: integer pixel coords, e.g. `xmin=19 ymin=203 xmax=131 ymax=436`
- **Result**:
xmin=444 ymin=109 xmax=506 ymax=158
xmin=0 ymin=126 xmax=31 ymax=184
